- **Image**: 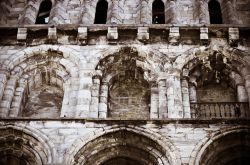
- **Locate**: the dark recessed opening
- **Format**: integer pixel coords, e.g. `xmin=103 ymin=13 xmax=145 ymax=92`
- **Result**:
xmin=35 ymin=0 xmax=52 ymax=24
xmin=152 ymin=0 xmax=165 ymax=24
xmin=94 ymin=0 xmax=108 ymax=24
xmin=208 ymin=0 xmax=223 ymax=24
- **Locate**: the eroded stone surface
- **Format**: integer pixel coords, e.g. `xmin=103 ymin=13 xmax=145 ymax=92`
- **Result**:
xmin=23 ymin=85 xmax=63 ymax=118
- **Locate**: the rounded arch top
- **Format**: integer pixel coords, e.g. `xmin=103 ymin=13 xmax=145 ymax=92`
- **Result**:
xmin=0 ymin=123 xmax=56 ymax=164
xmin=1 ymin=45 xmax=82 ymax=74
xmin=64 ymin=125 xmax=181 ymax=165
xmin=94 ymin=46 xmax=169 ymax=83
xmin=174 ymin=46 xmax=249 ymax=75
xmin=189 ymin=126 xmax=250 ymax=165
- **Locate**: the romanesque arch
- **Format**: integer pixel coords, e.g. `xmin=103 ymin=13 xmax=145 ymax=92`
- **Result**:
xmin=95 ymin=47 xmax=153 ymax=119
xmin=64 ymin=126 xmax=181 ymax=165
xmin=90 ymin=47 xmax=174 ymax=118
xmin=0 ymin=45 xmax=81 ymax=118
xmin=175 ymin=46 xmax=250 ymax=118
xmin=190 ymin=126 xmax=250 ymax=165
xmin=0 ymin=124 xmax=56 ymax=165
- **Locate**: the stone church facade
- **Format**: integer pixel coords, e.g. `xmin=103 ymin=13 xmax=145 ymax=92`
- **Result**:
xmin=0 ymin=0 xmax=250 ymax=164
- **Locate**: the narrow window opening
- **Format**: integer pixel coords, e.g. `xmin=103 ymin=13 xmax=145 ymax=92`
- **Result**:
xmin=35 ymin=0 xmax=52 ymax=24
xmin=94 ymin=0 xmax=108 ymax=24
xmin=152 ymin=0 xmax=165 ymax=24
xmin=208 ymin=0 xmax=223 ymax=24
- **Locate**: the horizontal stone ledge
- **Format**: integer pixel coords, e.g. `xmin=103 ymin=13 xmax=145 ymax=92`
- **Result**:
xmin=0 ymin=117 xmax=250 ymax=125
xmin=1 ymin=24 xmax=250 ymax=30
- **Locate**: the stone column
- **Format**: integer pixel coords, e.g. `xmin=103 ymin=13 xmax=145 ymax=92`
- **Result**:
xmin=198 ymin=0 xmax=209 ymax=24
xmin=244 ymin=75 xmax=250 ymax=104
xmin=150 ymin=86 xmax=159 ymax=119
xmin=0 ymin=75 xmax=18 ymax=117
xmin=9 ymin=78 xmax=27 ymax=117
xmin=98 ymin=81 xmax=109 ymax=118
xmin=108 ymin=0 xmax=121 ymax=24
xmin=232 ymin=72 xmax=249 ymax=102
xmin=0 ymin=72 xmax=8 ymax=101
xmin=165 ymin=0 xmax=177 ymax=24
xmin=89 ymin=77 xmax=100 ymax=118
xmin=141 ymin=0 xmax=150 ymax=24
xmin=189 ymin=83 xmax=197 ymax=103
xmin=158 ymin=79 xmax=167 ymax=118
xmin=225 ymin=1 xmax=238 ymax=24
xmin=237 ymin=84 xmax=248 ymax=102
xmin=166 ymin=71 xmax=183 ymax=118
xmin=241 ymin=68 xmax=250 ymax=108
xmin=82 ymin=0 xmax=96 ymax=24
xmin=181 ymin=78 xmax=191 ymax=118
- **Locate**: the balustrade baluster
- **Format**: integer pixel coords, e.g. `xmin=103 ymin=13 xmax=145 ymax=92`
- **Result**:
xmin=189 ymin=102 xmax=249 ymax=119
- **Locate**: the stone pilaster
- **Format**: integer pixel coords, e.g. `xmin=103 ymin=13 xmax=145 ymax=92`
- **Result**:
xmin=82 ymin=0 xmax=96 ymax=24
xmin=140 ymin=0 xmax=150 ymax=24
xmin=225 ymin=1 xmax=238 ymax=24
xmin=150 ymin=86 xmax=159 ymax=119
xmin=181 ymin=77 xmax=191 ymax=118
xmin=158 ymin=79 xmax=167 ymax=118
xmin=89 ymin=77 xmax=100 ymax=118
xmin=49 ymin=0 xmax=68 ymax=24
xmin=18 ymin=0 xmax=41 ymax=25
xmin=98 ymin=81 xmax=109 ymax=118
xmin=165 ymin=0 xmax=177 ymax=24
xmin=198 ymin=0 xmax=209 ymax=24
xmin=166 ymin=71 xmax=183 ymax=118
xmin=108 ymin=0 xmax=122 ymax=24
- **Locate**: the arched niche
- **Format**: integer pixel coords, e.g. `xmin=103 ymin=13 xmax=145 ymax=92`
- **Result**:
xmin=2 ymin=50 xmax=74 ymax=118
xmin=96 ymin=47 xmax=151 ymax=119
xmin=19 ymin=51 xmax=71 ymax=118
xmin=73 ymin=130 xmax=171 ymax=165
xmin=152 ymin=0 xmax=165 ymax=24
xmin=35 ymin=0 xmax=52 ymax=24
xmin=0 ymin=126 xmax=55 ymax=165
xmin=182 ymin=50 xmax=249 ymax=118
xmin=194 ymin=129 xmax=250 ymax=165
xmin=208 ymin=0 xmax=223 ymax=24
xmin=94 ymin=0 xmax=108 ymax=24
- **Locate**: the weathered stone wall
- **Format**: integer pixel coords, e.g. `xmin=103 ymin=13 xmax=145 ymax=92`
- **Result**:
xmin=0 ymin=0 xmax=249 ymax=25
xmin=0 ymin=0 xmax=250 ymax=165
xmin=0 ymin=25 xmax=250 ymax=119
xmin=0 ymin=120 xmax=249 ymax=165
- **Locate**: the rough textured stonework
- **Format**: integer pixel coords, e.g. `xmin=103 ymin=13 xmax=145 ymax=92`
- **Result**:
xmin=0 ymin=0 xmax=250 ymax=165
